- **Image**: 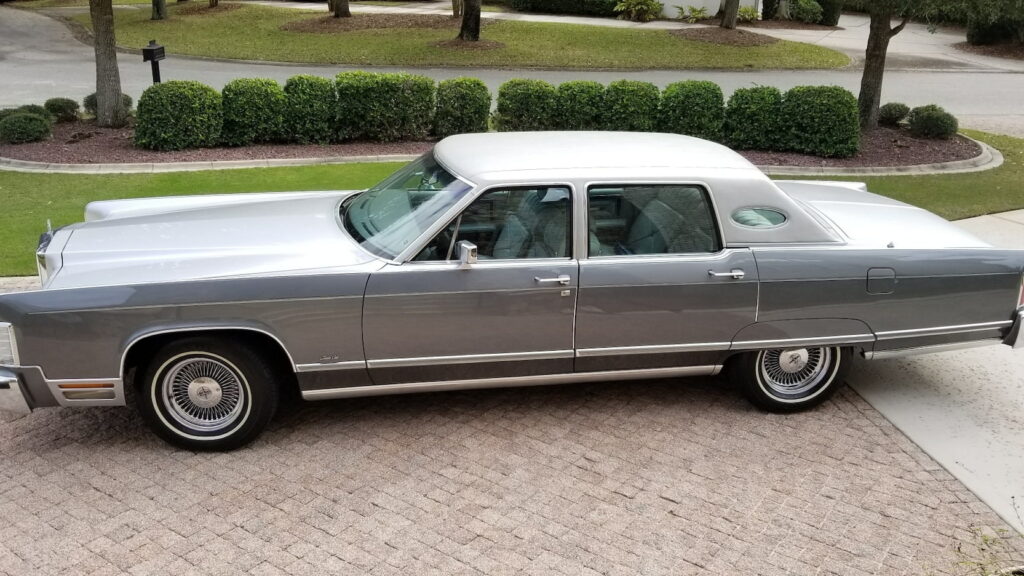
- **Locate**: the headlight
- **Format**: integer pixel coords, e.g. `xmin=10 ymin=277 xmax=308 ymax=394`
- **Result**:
xmin=0 ymin=322 xmax=18 ymax=366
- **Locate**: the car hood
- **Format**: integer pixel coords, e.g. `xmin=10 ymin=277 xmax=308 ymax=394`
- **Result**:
xmin=776 ymin=181 xmax=991 ymax=249
xmin=46 ymin=191 xmax=381 ymax=290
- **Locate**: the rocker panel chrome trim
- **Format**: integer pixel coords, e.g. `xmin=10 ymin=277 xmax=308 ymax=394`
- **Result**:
xmin=366 ymin=350 xmax=575 ymax=369
xmin=864 ymin=339 xmax=1002 ymax=360
xmin=295 ymin=361 xmax=366 ymax=373
xmin=875 ymin=321 xmax=1012 ymax=340
xmin=575 ymin=342 xmax=730 ymax=357
xmin=301 ymin=365 xmax=722 ymax=400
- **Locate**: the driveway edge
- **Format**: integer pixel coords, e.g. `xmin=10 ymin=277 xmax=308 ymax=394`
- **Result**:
xmin=0 ymin=137 xmax=1002 ymax=175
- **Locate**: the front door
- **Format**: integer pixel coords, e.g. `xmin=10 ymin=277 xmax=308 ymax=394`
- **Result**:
xmin=363 ymin=185 xmax=579 ymax=386
xmin=575 ymin=183 xmax=758 ymax=372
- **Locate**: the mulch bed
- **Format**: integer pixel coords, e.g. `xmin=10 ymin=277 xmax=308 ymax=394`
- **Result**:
xmin=740 ymin=127 xmax=981 ymax=168
xmin=0 ymin=121 xmax=434 ymax=164
xmin=282 ymin=13 xmax=474 ymax=33
xmin=670 ymin=27 xmax=778 ymax=47
xmin=954 ymin=41 xmax=1024 ymax=61
xmin=174 ymin=2 xmax=242 ymax=15
xmin=694 ymin=17 xmax=842 ymax=31
xmin=433 ymin=38 xmax=505 ymax=50
xmin=0 ymin=122 xmax=982 ymax=168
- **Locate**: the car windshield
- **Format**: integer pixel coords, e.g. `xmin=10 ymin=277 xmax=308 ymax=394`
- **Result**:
xmin=341 ymin=153 xmax=472 ymax=259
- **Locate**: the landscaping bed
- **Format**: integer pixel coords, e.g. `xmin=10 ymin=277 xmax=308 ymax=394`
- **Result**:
xmin=741 ymin=127 xmax=981 ymax=168
xmin=954 ymin=41 xmax=1024 ymax=61
xmin=0 ymin=120 xmax=981 ymax=169
xmin=0 ymin=120 xmax=434 ymax=163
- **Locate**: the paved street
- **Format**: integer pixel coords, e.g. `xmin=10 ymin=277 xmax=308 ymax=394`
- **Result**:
xmin=3 ymin=5 xmax=1024 ymax=135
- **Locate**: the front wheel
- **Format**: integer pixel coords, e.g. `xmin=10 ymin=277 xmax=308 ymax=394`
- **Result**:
xmin=731 ymin=346 xmax=850 ymax=412
xmin=136 ymin=337 xmax=280 ymax=451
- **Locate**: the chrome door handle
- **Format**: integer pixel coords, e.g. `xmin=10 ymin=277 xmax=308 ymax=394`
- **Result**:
xmin=535 ymin=275 xmax=571 ymax=286
xmin=708 ymin=269 xmax=746 ymax=280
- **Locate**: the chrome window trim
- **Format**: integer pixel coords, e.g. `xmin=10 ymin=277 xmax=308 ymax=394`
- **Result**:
xmin=577 ymin=247 xmax=741 ymax=266
xmin=0 ymin=322 xmax=20 ymax=366
xmin=582 ymin=180 xmax=725 ymax=259
xmin=366 ymin=350 xmax=574 ymax=369
xmin=302 ymin=365 xmax=722 ymax=401
xmin=575 ymin=342 xmax=730 ymax=357
xmin=731 ymin=334 xmax=876 ymax=349
xmin=396 ymin=181 xmax=575 ymax=264
xmin=875 ymin=320 xmax=1012 ymax=340
xmin=295 ymin=361 xmax=366 ymax=373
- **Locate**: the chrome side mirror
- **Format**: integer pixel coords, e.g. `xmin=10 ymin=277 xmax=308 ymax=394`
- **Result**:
xmin=458 ymin=241 xmax=477 ymax=268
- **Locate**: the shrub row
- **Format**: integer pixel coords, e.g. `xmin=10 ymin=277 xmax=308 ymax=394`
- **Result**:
xmin=508 ymin=0 xmax=616 ymax=17
xmin=135 ymin=74 xmax=491 ymax=151
xmin=495 ymin=79 xmax=858 ymax=157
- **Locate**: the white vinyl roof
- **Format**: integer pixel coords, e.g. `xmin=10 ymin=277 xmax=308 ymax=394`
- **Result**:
xmin=433 ymin=131 xmax=760 ymax=180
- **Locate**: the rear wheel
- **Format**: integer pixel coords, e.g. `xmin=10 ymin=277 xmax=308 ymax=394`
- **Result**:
xmin=731 ymin=346 xmax=850 ymax=412
xmin=136 ymin=337 xmax=280 ymax=450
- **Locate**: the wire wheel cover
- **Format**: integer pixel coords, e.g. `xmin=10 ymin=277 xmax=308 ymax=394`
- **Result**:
xmin=161 ymin=356 xmax=245 ymax=431
xmin=758 ymin=347 xmax=831 ymax=397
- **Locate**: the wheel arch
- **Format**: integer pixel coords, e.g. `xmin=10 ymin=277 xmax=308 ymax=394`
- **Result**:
xmin=121 ymin=326 xmax=297 ymax=388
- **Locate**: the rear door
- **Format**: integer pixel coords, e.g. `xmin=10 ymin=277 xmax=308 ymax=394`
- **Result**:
xmin=575 ymin=183 xmax=759 ymax=372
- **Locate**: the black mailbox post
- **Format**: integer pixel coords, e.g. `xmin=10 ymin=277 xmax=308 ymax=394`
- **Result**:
xmin=142 ymin=40 xmax=165 ymax=84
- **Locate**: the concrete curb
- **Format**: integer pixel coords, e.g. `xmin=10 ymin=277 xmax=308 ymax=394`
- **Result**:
xmin=0 ymin=136 xmax=1003 ymax=176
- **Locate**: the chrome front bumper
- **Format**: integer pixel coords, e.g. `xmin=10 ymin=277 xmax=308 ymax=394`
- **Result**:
xmin=0 ymin=368 xmax=31 ymax=414
xmin=1006 ymin=310 xmax=1024 ymax=350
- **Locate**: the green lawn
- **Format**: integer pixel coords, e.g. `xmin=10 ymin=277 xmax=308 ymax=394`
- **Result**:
xmin=10 ymin=0 xmax=149 ymax=7
xmin=1 ymin=131 xmax=1021 ymax=277
xmin=70 ymin=3 xmax=849 ymax=69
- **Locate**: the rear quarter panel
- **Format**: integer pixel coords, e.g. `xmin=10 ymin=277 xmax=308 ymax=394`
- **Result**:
xmin=752 ymin=248 xmax=1023 ymax=350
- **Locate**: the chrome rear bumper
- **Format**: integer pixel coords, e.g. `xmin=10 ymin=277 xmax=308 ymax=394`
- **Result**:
xmin=1006 ymin=310 xmax=1024 ymax=350
xmin=0 ymin=369 xmax=31 ymax=414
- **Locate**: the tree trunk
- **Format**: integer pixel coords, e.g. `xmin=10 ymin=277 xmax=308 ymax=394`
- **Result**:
xmin=720 ymin=0 xmax=739 ymax=29
xmin=458 ymin=0 xmax=480 ymax=41
xmin=208 ymin=0 xmax=218 ymax=8
xmin=151 ymin=0 xmax=166 ymax=19
xmin=88 ymin=0 xmax=127 ymax=128
xmin=452 ymin=0 xmax=463 ymax=18
xmin=858 ymin=8 xmax=907 ymax=129
xmin=331 ymin=0 xmax=351 ymax=17
xmin=777 ymin=0 xmax=789 ymax=19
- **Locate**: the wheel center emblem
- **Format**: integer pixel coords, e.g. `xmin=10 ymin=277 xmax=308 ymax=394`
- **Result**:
xmin=188 ymin=377 xmax=223 ymax=408
xmin=779 ymin=348 xmax=810 ymax=373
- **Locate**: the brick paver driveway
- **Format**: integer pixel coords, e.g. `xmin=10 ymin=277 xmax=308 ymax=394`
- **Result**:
xmin=0 ymin=283 xmax=1021 ymax=575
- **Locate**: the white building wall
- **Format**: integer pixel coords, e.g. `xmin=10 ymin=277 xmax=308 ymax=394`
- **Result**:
xmin=660 ymin=0 xmax=759 ymax=19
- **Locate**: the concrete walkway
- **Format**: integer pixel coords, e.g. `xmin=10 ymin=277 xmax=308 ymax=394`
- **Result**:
xmin=849 ymin=210 xmax=1024 ymax=535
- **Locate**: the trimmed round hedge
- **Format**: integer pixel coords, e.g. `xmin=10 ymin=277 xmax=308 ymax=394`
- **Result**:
xmin=0 ymin=113 xmax=52 ymax=144
xmin=284 ymin=75 xmax=337 ymax=145
xmin=658 ymin=80 xmax=724 ymax=142
xmin=44 ymin=97 xmax=80 ymax=123
xmin=780 ymin=85 xmax=859 ymax=158
xmin=817 ymin=0 xmax=842 ymax=26
xmin=83 ymin=92 xmax=133 ymax=116
xmin=790 ymin=0 xmax=823 ymax=23
xmin=434 ymin=77 xmax=491 ymax=138
xmin=556 ymin=80 xmax=604 ymax=131
xmin=724 ymin=86 xmax=784 ymax=151
xmin=221 ymin=78 xmax=286 ymax=146
xmin=336 ymin=72 xmax=435 ymax=142
xmin=135 ymin=81 xmax=223 ymax=151
xmin=908 ymin=104 xmax=958 ymax=139
xmin=878 ymin=102 xmax=910 ymax=127
xmin=602 ymin=80 xmax=659 ymax=132
xmin=495 ymin=79 xmax=558 ymax=132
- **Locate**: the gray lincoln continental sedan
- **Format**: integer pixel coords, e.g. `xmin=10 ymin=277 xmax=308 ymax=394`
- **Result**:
xmin=1 ymin=132 xmax=1022 ymax=449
